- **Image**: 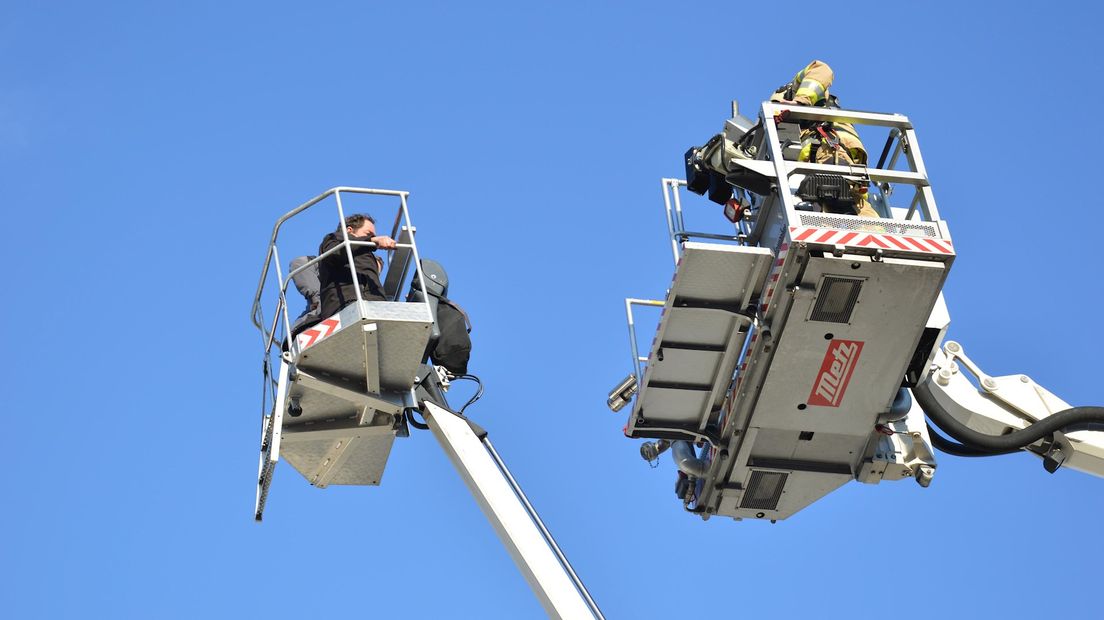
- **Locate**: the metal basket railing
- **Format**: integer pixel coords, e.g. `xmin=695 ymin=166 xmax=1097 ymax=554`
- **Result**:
xmin=250 ymin=187 xmax=432 ymax=360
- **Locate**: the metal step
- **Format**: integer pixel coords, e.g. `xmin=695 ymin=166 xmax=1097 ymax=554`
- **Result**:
xmin=628 ymin=242 xmax=772 ymax=438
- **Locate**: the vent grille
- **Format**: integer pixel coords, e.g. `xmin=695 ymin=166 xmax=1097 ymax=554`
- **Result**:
xmin=810 ymin=276 xmax=863 ymax=323
xmin=798 ymin=213 xmax=940 ymax=238
xmin=740 ymin=470 xmax=788 ymax=510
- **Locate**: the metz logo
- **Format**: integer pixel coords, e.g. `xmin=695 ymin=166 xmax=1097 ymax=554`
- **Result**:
xmin=807 ymin=339 xmax=864 ymax=407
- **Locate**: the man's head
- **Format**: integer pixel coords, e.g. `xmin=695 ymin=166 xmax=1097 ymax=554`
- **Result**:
xmin=341 ymin=213 xmax=376 ymax=238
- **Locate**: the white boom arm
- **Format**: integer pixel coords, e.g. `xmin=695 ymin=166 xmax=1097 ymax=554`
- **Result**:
xmin=914 ymin=341 xmax=1104 ymax=477
xmin=421 ymin=401 xmax=603 ymax=620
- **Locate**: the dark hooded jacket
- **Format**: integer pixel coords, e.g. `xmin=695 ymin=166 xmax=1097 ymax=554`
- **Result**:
xmin=317 ymin=232 xmax=386 ymax=318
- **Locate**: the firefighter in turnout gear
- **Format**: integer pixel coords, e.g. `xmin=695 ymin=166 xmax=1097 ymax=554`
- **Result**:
xmin=771 ymin=60 xmax=878 ymax=218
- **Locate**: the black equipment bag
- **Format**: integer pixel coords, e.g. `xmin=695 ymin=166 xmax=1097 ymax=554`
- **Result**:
xmin=797 ymin=173 xmax=855 ymax=214
xmin=431 ymin=297 xmax=472 ymax=375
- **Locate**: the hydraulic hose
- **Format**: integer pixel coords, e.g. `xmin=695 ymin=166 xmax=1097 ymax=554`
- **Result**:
xmin=925 ymin=423 xmax=1021 ymax=457
xmin=406 ymin=408 xmax=430 ymax=431
xmin=915 ymin=382 xmax=1104 ymax=452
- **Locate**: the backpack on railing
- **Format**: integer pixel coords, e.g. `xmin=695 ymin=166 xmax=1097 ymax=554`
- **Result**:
xmin=408 ymin=259 xmax=472 ymax=376
xmin=431 ymin=296 xmax=471 ymax=375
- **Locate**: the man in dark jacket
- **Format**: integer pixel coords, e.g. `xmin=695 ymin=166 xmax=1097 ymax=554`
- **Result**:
xmin=317 ymin=213 xmax=397 ymax=318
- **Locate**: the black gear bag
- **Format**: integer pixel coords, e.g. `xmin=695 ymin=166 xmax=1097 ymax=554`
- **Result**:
xmin=407 ymin=259 xmax=472 ymax=376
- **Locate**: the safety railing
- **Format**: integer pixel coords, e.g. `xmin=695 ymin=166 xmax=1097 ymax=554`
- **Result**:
xmin=759 ymin=101 xmax=944 ymax=231
xmin=624 ymin=298 xmax=665 ymax=385
xmin=663 ymin=101 xmax=947 ymax=267
xmin=660 ymin=178 xmax=746 ymax=266
xmin=250 ymin=187 xmax=433 ymax=360
xmin=629 ymin=101 xmax=945 ymax=418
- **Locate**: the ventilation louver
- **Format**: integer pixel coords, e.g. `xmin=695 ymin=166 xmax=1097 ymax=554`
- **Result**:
xmin=810 ymin=276 xmax=863 ymax=323
xmin=740 ymin=470 xmax=788 ymax=511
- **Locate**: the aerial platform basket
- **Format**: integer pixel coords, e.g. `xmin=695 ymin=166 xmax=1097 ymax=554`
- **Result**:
xmin=619 ymin=102 xmax=954 ymax=521
xmin=251 ymin=187 xmax=436 ymax=517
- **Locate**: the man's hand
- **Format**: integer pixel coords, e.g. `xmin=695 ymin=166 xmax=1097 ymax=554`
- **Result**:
xmin=371 ymin=235 xmax=397 ymax=250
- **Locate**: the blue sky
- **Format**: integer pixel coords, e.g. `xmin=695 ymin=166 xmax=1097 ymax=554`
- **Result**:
xmin=4 ymin=2 xmax=1102 ymax=618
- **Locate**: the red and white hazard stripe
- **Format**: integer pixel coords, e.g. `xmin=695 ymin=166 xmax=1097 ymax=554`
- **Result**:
xmin=296 ymin=317 xmax=341 ymax=350
xmin=760 ymin=242 xmax=789 ymax=312
xmin=789 ymin=226 xmax=954 ymax=255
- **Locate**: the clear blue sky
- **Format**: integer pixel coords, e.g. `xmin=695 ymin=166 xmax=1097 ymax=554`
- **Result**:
xmin=4 ymin=2 xmax=1102 ymax=618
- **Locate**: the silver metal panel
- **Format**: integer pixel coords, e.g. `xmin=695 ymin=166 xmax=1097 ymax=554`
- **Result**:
xmin=326 ymin=435 xmax=397 ymax=486
xmin=650 ymin=348 xmax=724 ymax=386
xmin=675 ymin=242 xmax=773 ymax=303
xmin=296 ymin=301 xmax=432 ymax=391
xmin=662 ymin=308 xmax=740 ymax=346
xmin=285 ymin=383 xmax=359 ymax=424
xmin=755 ymin=255 xmax=946 ymax=436
xmin=716 ymin=470 xmax=851 ymax=520
xmin=636 ymin=387 xmax=711 ymax=426
xmin=706 ymin=251 xmax=946 ymax=519
xmin=292 ymin=370 xmax=405 ymax=417
xmin=790 ymin=432 xmax=865 ymax=463
xmin=280 ymin=427 xmax=397 ymax=487
xmin=739 ymin=428 xmax=866 ymax=474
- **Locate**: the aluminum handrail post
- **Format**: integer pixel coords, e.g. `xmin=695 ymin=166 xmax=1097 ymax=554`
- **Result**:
xmin=333 ymin=189 xmax=365 ymax=310
xmin=661 ymin=178 xmax=680 ymax=265
xmin=625 ymin=298 xmax=642 ymax=382
xmin=252 ymin=256 xmax=270 ymax=330
xmin=625 ymin=298 xmax=665 ymax=383
xmin=761 ymin=102 xmax=800 ymax=227
xmin=671 ymin=179 xmax=687 ymax=240
xmin=272 ymin=245 xmax=295 ymax=349
xmin=398 ymin=192 xmax=432 ymax=319
xmin=264 ymin=298 xmax=283 ymax=353
xmin=902 ymin=128 xmax=941 ymax=221
xmin=905 ymin=191 xmax=922 ymax=222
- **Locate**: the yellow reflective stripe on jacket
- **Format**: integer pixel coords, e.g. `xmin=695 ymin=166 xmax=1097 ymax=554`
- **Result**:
xmin=798 ymin=137 xmax=816 ymax=162
xmin=794 ymin=79 xmax=827 ymax=105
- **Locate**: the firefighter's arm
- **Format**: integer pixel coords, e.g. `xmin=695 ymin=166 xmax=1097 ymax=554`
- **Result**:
xmin=793 ymin=60 xmax=834 ymax=106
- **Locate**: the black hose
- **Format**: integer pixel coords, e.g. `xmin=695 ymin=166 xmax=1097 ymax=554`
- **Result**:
xmin=926 ymin=423 xmax=1022 ymax=457
xmin=406 ymin=408 xmax=430 ymax=431
xmin=453 ymin=374 xmax=484 ymax=415
xmin=916 ymin=384 xmax=1104 ymax=451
